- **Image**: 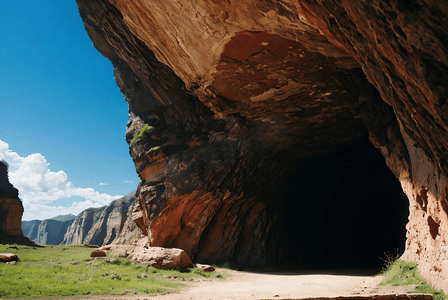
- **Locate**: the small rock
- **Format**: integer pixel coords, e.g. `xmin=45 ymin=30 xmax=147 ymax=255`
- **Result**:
xmin=90 ymin=250 xmax=107 ymax=258
xmin=0 ymin=253 xmax=19 ymax=263
xmin=98 ymin=245 xmax=112 ymax=251
xmin=141 ymin=273 xmax=148 ymax=278
xmin=6 ymin=261 xmax=17 ymax=265
xmin=196 ymin=263 xmax=215 ymax=272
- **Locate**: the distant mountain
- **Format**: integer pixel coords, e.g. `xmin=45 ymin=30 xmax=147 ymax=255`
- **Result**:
xmin=21 ymin=191 xmax=141 ymax=246
xmin=51 ymin=214 xmax=76 ymax=222
xmin=22 ymin=218 xmax=75 ymax=245
xmin=61 ymin=191 xmax=141 ymax=246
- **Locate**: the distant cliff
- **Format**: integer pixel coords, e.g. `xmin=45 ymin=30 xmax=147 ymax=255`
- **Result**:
xmin=22 ymin=215 xmax=76 ymax=245
xmin=21 ymin=192 xmax=140 ymax=246
xmin=61 ymin=191 xmax=141 ymax=246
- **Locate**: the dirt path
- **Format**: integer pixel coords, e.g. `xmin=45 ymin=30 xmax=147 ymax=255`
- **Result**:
xmin=77 ymin=268 xmax=416 ymax=300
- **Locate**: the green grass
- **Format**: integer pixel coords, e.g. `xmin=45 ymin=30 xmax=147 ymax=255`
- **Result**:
xmin=380 ymin=259 xmax=446 ymax=300
xmin=0 ymin=244 xmax=224 ymax=299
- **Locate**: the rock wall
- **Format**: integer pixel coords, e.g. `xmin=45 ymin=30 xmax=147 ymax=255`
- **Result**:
xmin=22 ymin=217 xmax=75 ymax=245
xmin=61 ymin=191 xmax=141 ymax=246
xmin=0 ymin=160 xmax=23 ymax=236
xmin=75 ymin=0 xmax=448 ymax=291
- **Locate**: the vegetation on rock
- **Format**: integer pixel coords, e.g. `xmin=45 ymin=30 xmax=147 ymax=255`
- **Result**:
xmin=130 ymin=124 xmax=153 ymax=144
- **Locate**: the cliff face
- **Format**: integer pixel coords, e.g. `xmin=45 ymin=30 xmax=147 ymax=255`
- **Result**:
xmin=0 ymin=160 xmax=23 ymax=236
xmin=22 ymin=216 xmax=75 ymax=245
xmin=76 ymin=0 xmax=448 ymax=290
xmin=61 ymin=191 xmax=140 ymax=246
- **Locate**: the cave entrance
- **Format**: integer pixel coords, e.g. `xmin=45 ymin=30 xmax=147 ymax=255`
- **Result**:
xmin=276 ymin=137 xmax=408 ymax=269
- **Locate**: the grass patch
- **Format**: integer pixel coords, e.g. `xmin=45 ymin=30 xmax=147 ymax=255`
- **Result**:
xmin=380 ymin=259 xmax=446 ymax=300
xmin=0 ymin=244 xmax=224 ymax=298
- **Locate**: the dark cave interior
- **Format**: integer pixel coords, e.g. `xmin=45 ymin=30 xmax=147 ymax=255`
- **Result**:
xmin=276 ymin=137 xmax=409 ymax=269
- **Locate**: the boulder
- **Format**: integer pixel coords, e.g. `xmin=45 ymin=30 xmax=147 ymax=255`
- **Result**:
xmin=90 ymin=250 xmax=107 ymax=258
xmin=0 ymin=253 xmax=19 ymax=263
xmin=196 ymin=263 xmax=215 ymax=272
xmin=128 ymin=246 xmax=194 ymax=270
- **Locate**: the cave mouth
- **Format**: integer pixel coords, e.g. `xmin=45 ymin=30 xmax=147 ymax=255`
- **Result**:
xmin=275 ymin=137 xmax=409 ymax=270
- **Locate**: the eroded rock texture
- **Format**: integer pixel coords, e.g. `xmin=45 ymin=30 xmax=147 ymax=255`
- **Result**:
xmin=61 ymin=191 xmax=141 ymax=246
xmin=0 ymin=161 xmax=23 ymax=236
xmin=76 ymin=0 xmax=448 ymax=290
xmin=22 ymin=218 xmax=75 ymax=245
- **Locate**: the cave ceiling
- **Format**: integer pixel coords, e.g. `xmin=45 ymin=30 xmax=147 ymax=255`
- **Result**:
xmin=75 ymin=0 xmax=448 ymax=291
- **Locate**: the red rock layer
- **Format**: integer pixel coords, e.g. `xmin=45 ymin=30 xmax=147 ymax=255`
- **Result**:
xmin=76 ymin=0 xmax=448 ymax=291
xmin=0 ymin=161 xmax=23 ymax=236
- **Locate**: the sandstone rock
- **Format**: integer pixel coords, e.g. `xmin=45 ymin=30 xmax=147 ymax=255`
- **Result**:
xmin=128 ymin=246 xmax=194 ymax=270
xmin=196 ymin=263 xmax=215 ymax=272
xmin=90 ymin=250 xmax=107 ymax=258
xmin=105 ymin=245 xmax=193 ymax=270
xmin=0 ymin=161 xmax=23 ymax=236
xmin=0 ymin=253 xmax=19 ymax=263
xmin=75 ymin=0 xmax=448 ymax=292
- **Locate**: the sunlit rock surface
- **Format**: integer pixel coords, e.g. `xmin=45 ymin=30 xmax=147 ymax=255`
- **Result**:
xmin=76 ymin=0 xmax=448 ymax=291
xmin=61 ymin=191 xmax=141 ymax=246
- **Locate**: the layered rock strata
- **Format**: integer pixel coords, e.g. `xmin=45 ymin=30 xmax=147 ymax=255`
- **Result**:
xmin=76 ymin=0 xmax=448 ymax=291
xmin=22 ymin=218 xmax=75 ymax=245
xmin=61 ymin=191 xmax=140 ymax=246
xmin=0 ymin=161 xmax=23 ymax=236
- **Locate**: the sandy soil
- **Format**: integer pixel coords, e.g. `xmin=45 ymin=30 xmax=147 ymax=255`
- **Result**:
xmin=62 ymin=268 xmax=416 ymax=300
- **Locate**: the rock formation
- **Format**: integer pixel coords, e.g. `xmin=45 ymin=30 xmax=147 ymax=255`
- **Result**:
xmin=0 ymin=160 xmax=23 ymax=236
xmin=75 ymin=0 xmax=448 ymax=291
xmin=61 ymin=191 xmax=141 ymax=246
xmin=22 ymin=216 xmax=76 ymax=245
xmin=21 ymin=192 xmax=140 ymax=246
xmin=100 ymin=244 xmax=194 ymax=270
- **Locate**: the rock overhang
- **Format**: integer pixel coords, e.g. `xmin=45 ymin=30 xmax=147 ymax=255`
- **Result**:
xmin=75 ymin=0 xmax=448 ymax=292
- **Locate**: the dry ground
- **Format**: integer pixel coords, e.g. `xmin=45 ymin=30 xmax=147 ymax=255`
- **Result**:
xmin=39 ymin=268 xmax=416 ymax=300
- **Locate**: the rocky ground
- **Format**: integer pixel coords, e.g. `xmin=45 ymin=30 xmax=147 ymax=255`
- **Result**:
xmin=34 ymin=268 xmax=417 ymax=300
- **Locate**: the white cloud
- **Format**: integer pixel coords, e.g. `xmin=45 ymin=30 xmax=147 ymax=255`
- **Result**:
xmin=124 ymin=180 xmax=133 ymax=183
xmin=0 ymin=139 xmax=123 ymax=220
xmin=22 ymin=200 xmax=104 ymax=221
xmin=99 ymin=182 xmax=108 ymax=186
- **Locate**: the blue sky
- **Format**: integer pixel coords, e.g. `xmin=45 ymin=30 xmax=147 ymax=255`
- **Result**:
xmin=0 ymin=1 xmax=138 ymax=220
